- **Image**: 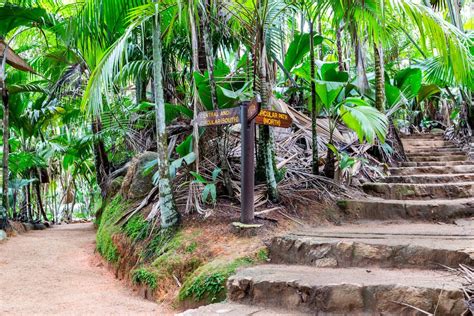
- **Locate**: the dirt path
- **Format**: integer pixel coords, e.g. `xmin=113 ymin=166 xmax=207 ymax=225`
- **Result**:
xmin=0 ymin=223 xmax=171 ymax=315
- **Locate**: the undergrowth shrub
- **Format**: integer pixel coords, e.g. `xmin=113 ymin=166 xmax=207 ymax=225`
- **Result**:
xmin=132 ymin=268 xmax=158 ymax=289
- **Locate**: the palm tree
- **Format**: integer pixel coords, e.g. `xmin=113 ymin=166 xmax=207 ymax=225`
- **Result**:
xmin=152 ymin=0 xmax=179 ymax=228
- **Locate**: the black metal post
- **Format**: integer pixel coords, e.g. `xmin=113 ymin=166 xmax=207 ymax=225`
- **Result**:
xmin=240 ymin=102 xmax=255 ymax=224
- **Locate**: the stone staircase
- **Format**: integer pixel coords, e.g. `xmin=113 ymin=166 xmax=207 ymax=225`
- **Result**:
xmin=182 ymin=133 xmax=474 ymax=315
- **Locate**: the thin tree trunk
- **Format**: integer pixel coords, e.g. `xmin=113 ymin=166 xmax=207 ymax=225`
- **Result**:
xmin=309 ymin=21 xmax=319 ymax=175
xmin=91 ymin=118 xmax=110 ymax=198
xmin=201 ymin=0 xmax=233 ymax=197
xmin=254 ymin=5 xmax=279 ymax=201
xmin=317 ymin=16 xmax=323 ymax=60
xmin=189 ymin=0 xmax=201 ymax=173
xmin=1 ymin=84 xmax=9 ymax=229
xmin=26 ymin=184 xmax=32 ymax=221
xmin=34 ymin=178 xmax=48 ymax=222
xmin=153 ymin=1 xmax=179 ymax=228
xmin=336 ymin=25 xmax=345 ymax=71
xmin=374 ymin=41 xmax=386 ymax=112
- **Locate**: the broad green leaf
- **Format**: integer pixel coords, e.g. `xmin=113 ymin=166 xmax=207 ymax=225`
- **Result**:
xmin=284 ymin=33 xmax=323 ymax=72
xmin=322 ymin=68 xmax=348 ymax=82
xmin=176 ymin=135 xmax=193 ymax=157
xmin=417 ymin=84 xmax=441 ymax=102
xmin=394 ymin=68 xmax=422 ymax=99
xmin=315 ymin=82 xmax=344 ymax=108
xmin=385 ymin=83 xmax=402 ymax=108
xmin=338 ymin=104 xmax=388 ymax=143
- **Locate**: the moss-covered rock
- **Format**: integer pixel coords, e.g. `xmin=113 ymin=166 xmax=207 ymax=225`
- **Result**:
xmin=121 ymin=152 xmax=158 ymax=200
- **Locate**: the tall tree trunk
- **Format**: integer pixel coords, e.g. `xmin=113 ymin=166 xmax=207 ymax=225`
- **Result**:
xmin=189 ymin=0 xmax=201 ymax=173
xmin=317 ymin=16 xmax=323 ymax=60
xmin=201 ymin=0 xmax=234 ymax=197
xmin=153 ymin=1 xmax=179 ymax=228
xmin=374 ymin=41 xmax=386 ymax=112
xmin=309 ymin=21 xmax=319 ymax=175
xmin=254 ymin=1 xmax=278 ymax=201
xmin=352 ymin=28 xmax=369 ymax=94
xmin=336 ymin=25 xmax=345 ymax=71
xmin=91 ymin=118 xmax=110 ymax=198
xmin=1 ymin=83 xmax=9 ymax=229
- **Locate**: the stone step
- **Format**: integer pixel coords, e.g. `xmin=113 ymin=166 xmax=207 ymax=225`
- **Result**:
xmin=402 ymin=140 xmax=454 ymax=148
xmin=389 ymin=165 xmax=474 ymax=175
xmin=178 ymin=302 xmax=307 ymax=316
xmin=268 ymin=221 xmax=474 ymax=269
xmin=401 ymin=161 xmax=474 ymax=167
xmin=363 ymin=182 xmax=474 ymax=199
xmin=337 ymin=197 xmax=474 ymax=220
xmin=401 ymin=133 xmax=444 ymax=138
xmin=408 ymin=154 xmax=467 ymax=162
xmin=405 ymin=148 xmax=464 ymax=155
xmin=227 ymin=265 xmax=464 ymax=315
xmin=382 ymin=173 xmax=474 ymax=184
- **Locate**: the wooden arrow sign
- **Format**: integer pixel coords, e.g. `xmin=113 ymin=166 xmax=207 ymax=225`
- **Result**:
xmin=195 ymin=107 xmax=240 ymax=126
xmin=255 ymin=109 xmax=292 ymax=128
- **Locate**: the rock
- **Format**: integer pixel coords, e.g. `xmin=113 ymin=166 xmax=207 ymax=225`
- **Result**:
xmin=108 ymin=176 xmax=124 ymax=198
xmin=121 ymin=152 xmax=158 ymax=200
xmin=23 ymin=222 xmax=34 ymax=231
xmin=0 ymin=229 xmax=6 ymax=242
xmin=33 ymin=223 xmax=46 ymax=230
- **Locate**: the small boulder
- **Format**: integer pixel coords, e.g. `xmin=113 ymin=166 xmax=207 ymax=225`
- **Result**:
xmin=121 ymin=152 xmax=158 ymax=200
xmin=33 ymin=223 xmax=46 ymax=230
xmin=108 ymin=176 xmax=124 ymax=198
xmin=0 ymin=229 xmax=6 ymax=242
xmin=23 ymin=222 xmax=34 ymax=231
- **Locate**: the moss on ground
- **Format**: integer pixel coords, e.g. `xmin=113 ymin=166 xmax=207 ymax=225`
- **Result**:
xmin=123 ymin=214 xmax=149 ymax=241
xmin=96 ymin=196 xmax=129 ymax=263
xmin=178 ymin=250 xmax=267 ymax=304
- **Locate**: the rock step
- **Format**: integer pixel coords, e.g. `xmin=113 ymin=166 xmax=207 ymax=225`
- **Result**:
xmin=268 ymin=221 xmax=474 ymax=269
xmin=337 ymin=197 xmax=474 ymax=220
xmin=382 ymin=173 xmax=474 ymax=184
xmin=401 ymin=160 xmax=474 ymax=167
xmin=408 ymin=154 xmax=467 ymax=162
xmin=405 ymin=147 xmax=463 ymax=154
xmin=406 ymin=151 xmax=466 ymax=157
xmin=402 ymin=140 xmax=454 ymax=148
xmin=363 ymin=181 xmax=474 ymax=199
xmin=390 ymin=165 xmax=474 ymax=175
xmin=401 ymin=133 xmax=444 ymax=139
xmin=178 ymin=302 xmax=306 ymax=316
xmin=227 ymin=265 xmax=464 ymax=315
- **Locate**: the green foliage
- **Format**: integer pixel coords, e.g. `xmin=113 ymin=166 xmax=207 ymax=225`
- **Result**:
xmin=132 ymin=268 xmax=157 ymax=290
xmin=190 ymin=167 xmax=221 ymax=205
xmin=123 ymin=215 xmax=149 ymax=241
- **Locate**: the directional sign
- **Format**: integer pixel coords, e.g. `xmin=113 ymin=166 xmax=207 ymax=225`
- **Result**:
xmin=255 ymin=109 xmax=292 ymax=128
xmin=247 ymin=99 xmax=260 ymax=122
xmin=195 ymin=107 xmax=240 ymax=126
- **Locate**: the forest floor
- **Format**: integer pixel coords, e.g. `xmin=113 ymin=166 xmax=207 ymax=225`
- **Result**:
xmin=0 ymin=223 xmax=172 ymax=315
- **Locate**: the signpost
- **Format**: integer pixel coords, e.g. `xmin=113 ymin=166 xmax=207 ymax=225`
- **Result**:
xmin=196 ymin=100 xmax=292 ymax=224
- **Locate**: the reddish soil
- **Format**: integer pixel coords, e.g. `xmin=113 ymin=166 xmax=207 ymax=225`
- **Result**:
xmin=0 ymin=223 xmax=171 ymax=315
